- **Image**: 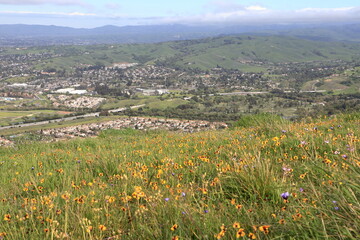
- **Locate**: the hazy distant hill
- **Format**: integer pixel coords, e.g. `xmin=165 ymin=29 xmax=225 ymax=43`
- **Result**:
xmin=1 ymin=23 xmax=360 ymax=46
xmin=7 ymin=34 xmax=359 ymax=72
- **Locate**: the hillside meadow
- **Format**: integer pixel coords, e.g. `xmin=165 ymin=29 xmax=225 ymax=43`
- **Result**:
xmin=0 ymin=113 xmax=359 ymax=239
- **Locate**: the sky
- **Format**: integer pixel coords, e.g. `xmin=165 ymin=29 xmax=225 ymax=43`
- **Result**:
xmin=0 ymin=0 xmax=359 ymax=28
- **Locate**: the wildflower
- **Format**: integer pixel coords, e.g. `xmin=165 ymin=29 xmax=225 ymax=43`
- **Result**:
xmin=172 ymin=236 xmax=179 ymax=240
xmin=278 ymin=219 xmax=286 ymax=224
xmin=341 ymin=154 xmax=348 ymax=159
xmin=233 ymin=222 xmax=241 ymax=229
xmin=235 ymin=204 xmax=243 ymax=210
xmin=215 ymin=224 xmax=226 ymax=239
xmin=236 ymin=228 xmax=246 ymax=238
xmin=165 ymin=198 xmax=170 ymax=202
xmin=170 ymin=224 xmax=178 ymax=231
xmin=204 ymin=209 xmax=209 ymax=213
xmin=3 ymin=214 xmax=11 ymax=222
xmin=334 ymin=207 xmax=339 ymax=210
xmin=258 ymin=225 xmax=270 ymax=234
xmin=181 ymin=192 xmax=186 ymax=197
xmin=248 ymin=232 xmax=256 ymax=239
xmin=281 ymin=192 xmax=290 ymax=200
xmin=98 ymin=225 xmax=107 ymax=231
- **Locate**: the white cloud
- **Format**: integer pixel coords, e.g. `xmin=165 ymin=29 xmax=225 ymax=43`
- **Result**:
xmin=0 ymin=0 xmax=86 ymax=6
xmin=155 ymin=6 xmax=360 ymax=25
xmin=1 ymin=10 xmax=96 ymax=16
xmin=245 ymin=6 xmax=267 ymax=11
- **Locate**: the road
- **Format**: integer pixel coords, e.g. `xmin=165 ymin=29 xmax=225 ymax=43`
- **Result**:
xmin=0 ymin=104 xmax=145 ymax=132
xmin=205 ymin=90 xmax=326 ymax=97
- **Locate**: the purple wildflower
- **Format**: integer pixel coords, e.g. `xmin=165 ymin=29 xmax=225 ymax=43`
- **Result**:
xmin=181 ymin=192 xmax=186 ymax=197
xmin=164 ymin=198 xmax=170 ymax=202
xmin=281 ymin=192 xmax=290 ymax=200
xmin=204 ymin=210 xmax=209 ymax=213
xmin=299 ymin=188 xmax=304 ymax=192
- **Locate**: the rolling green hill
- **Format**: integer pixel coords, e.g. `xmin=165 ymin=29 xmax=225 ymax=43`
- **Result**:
xmin=5 ymin=35 xmax=360 ymax=72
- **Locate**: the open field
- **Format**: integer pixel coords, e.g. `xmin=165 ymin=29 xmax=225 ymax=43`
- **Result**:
xmin=0 ymin=113 xmax=359 ymax=239
xmin=0 ymin=110 xmax=71 ymax=127
xmin=0 ymin=115 xmax=121 ymax=136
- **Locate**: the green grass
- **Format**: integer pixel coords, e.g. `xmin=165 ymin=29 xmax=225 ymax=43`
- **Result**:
xmin=0 ymin=115 xmax=121 ymax=136
xmin=0 ymin=110 xmax=69 ymax=126
xmin=0 ymin=113 xmax=359 ymax=239
xmin=147 ymin=98 xmax=188 ymax=109
xmin=4 ymin=35 xmax=360 ymax=72
xmin=100 ymin=97 xmax=160 ymax=110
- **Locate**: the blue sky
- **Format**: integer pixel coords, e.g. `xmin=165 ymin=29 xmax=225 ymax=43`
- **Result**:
xmin=0 ymin=0 xmax=359 ymax=28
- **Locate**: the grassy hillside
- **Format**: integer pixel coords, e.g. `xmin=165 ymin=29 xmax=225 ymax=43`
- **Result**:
xmin=168 ymin=35 xmax=360 ymax=70
xmin=0 ymin=113 xmax=359 ymax=239
xmin=5 ymin=35 xmax=360 ymax=72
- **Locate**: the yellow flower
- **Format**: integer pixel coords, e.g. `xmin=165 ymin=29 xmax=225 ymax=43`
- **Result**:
xmin=3 ymin=214 xmax=11 ymax=222
xmin=299 ymin=173 xmax=306 ymax=179
xmin=98 ymin=225 xmax=107 ymax=231
xmin=258 ymin=225 xmax=270 ymax=234
xmin=170 ymin=224 xmax=178 ymax=231
xmin=233 ymin=222 xmax=241 ymax=229
xmin=248 ymin=232 xmax=256 ymax=239
xmin=86 ymin=226 xmax=93 ymax=233
xmin=236 ymin=228 xmax=246 ymax=238
xmin=235 ymin=204 xmax=243 ymax=210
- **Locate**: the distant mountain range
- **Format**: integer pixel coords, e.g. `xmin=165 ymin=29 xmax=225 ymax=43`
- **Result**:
xmin=0 ymin=23 xmax=360 ymax=46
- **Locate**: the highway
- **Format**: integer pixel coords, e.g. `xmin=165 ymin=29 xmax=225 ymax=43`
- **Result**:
xmin=0 ymin=104 xmax=145 ymax=132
